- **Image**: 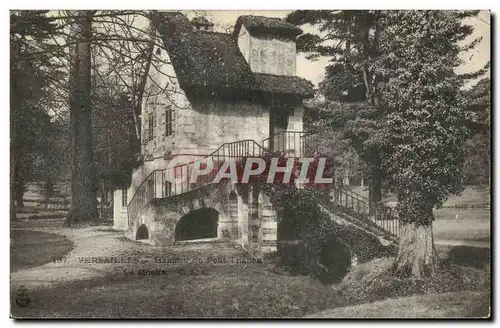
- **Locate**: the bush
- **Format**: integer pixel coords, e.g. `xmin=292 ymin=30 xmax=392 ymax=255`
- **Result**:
xmin=334 ymin=225 xmax=397 ymax=263
xmin=277 ymin=240 xmax=311 ymax=275
xmin=312 ymin=236 xmax=352 ymax=284
xmin=277 ymin=188 xmax=353 ymax=283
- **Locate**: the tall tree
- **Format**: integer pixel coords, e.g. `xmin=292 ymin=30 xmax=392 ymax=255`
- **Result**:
xmin=10 ymin=10 xmax=62 ymax=219
xmin=375 ymin=11 xmax=485 ymax=277
xmin=63 ymin=10 xmax=161 ymax=225
xmin=11 ymin=10 xmax=165 ymax=224
xmin=65 ymin=11 xmax=99 ymax=225
xmin=463 ymin=78 xmax=491 ymax=185
xmin=287 ymin=10 xmax=384 ymax=205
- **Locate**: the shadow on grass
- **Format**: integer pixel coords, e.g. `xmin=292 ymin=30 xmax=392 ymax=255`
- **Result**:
xmin=10 ymin=230 xmax=74 ymax=273
xmin=446 ymin=246 xmax=490 ymax=269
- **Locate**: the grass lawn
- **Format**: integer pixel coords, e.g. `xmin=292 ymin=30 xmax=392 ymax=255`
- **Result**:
xmin=11 ymin=254 xmax=346 ymax=318
xmin=349 ymin=185 xmax=491 ymax=244
xmin=443 ymin=186 xmax=490 ymax=205
xmin=433 ymin=209 xmax=490 ymax=243
xmin=306 ymin=291 xmax=490 ymax=318
xmin=10 ymin=230 xmax=74 ymax=273
xmin=11 ymin=236 xmax=490 ymax=318
xmin=350 ymin=185 xmax=490 ymax=206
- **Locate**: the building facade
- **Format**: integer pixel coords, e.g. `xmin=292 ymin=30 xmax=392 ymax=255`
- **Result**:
xmin=113 ymin=13 xmax=314 ymax=255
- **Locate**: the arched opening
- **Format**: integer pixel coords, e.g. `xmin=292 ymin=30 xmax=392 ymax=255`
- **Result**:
xmin=136 ymin=224 xmax=149 ymax=240
xmin=175 ymin=208 xmax=218 ymax=241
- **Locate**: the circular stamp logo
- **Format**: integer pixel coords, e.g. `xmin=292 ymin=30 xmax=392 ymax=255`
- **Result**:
xmin=15 ymin=286 xmax=30 ymax=308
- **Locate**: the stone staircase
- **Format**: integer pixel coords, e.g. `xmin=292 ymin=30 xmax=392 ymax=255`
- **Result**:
xmin=322 ymin=188 xmax=399 ymax=244
xmin=127 ymin=132 xmax=400 ymax=246
xmin=127 ymin=139 xmax=269 ymax=225
xmin=269 ymin=130 xmax=400 ymax=242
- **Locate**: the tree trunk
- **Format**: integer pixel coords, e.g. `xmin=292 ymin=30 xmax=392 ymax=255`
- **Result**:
xmin=132 ymin=20 xmax=155 ymax=141
xmin=369 ymin=172 xmax=382 ymax=202
xmin=394 ymin=222 xmax=438 ymax=277
xmin=368 ymin=166 xmax=382 ymax=215
xmin=10 ymin=149 xmax=17 ymax=220
xmin=65 ymin=11 xmax=98 ymax=226
xmin=14 ymin=176 xmax=24 ymax=208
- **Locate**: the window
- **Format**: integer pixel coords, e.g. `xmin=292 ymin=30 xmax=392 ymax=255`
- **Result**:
xmin=165 ymin=181 xmax=172 ymax=196
xmin=165 ymin=104 xmax=174 ymax=137
xmin=156 ymin=48 xmax=161 ymax=56
xmin=148 ymin=113 xmax=154 ymax=140
xmin=121 ymin=189 xmax=128 ymax=206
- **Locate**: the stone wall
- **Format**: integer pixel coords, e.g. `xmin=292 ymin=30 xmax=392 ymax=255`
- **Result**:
xmin=141 ymin=47 xmax=194 ymax=160
xmin=125 ymin=182 xmax=278 ymax=258
xmin=126 ymin=184 xmax=228 ymax=245
xmin=258 ymin=191 xmax=278 ymax=254
xmin=112 ymin=189 xmax=128 ymax=230
xmin=189 ymin=99 xmax=270 ymax=149
xmin=237 ymin=25 xmax=251 ymax=67
xmin=249 ymin=35 xmax=296 ymax=76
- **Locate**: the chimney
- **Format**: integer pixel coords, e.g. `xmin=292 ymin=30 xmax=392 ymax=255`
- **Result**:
xmin=191 ymin=16 xmax=214 ymax=32
xmin=233 ymin=16 xmax=303 ymax=76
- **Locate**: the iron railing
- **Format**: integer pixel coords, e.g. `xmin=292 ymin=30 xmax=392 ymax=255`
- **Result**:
xmin=261 ymin=130 xmax=400 ymax=239
xmin=127 ymin=139 xmax=268 ymax=225
xmin=330 ymin=187 xmax=400 ymax=238
xmin=300 ymin=133 xmax=324 ymax=157
xmin=261 ymin=131 xmax=318 ymax=157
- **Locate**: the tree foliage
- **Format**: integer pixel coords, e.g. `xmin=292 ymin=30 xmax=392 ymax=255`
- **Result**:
xmin=375 ymin=11 xmax=479 ymax=224
xmin=290 ymin=10 xmax=488 ymax=277
xmin=288 ymin=10 xmax=385 ymax=203
xmin=463 ymin=78 xmax=490 ymax=185
xmin=10 ymin=10 xmax=65 ymax=217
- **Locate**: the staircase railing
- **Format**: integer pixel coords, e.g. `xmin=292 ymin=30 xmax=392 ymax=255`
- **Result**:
xmin=275 ymin=130 xmax=401 ymax=239
xmin=330 ymin=187 xmax=400 ymax=238
xmin=127 ymin=139 xmax=268 ymax=225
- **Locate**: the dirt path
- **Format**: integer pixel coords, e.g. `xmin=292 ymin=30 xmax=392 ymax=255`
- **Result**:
xmin=10 ymin=226 xmax=134 ymax=291
xmin=10 ymin=222 xmax=253 ymax=293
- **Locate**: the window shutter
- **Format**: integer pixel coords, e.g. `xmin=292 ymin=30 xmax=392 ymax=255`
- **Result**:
xmin=143 ymin=114 xmax=149 ymax=143
xmin=165 ymin=104 xmax=175 ymax=137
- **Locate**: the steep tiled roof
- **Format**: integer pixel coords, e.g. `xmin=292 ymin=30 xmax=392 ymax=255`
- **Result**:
xmin=254 ymin=73 xmax=314 ymax=97
xmin=151 ymin=12 xmax=313 ymax=98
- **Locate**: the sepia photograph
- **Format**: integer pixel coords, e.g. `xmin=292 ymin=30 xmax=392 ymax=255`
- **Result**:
xmin=9 ymin=7 xmax=491 ymax=319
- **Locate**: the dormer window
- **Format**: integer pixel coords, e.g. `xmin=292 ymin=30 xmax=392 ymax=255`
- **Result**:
xmin=156 ymin=48 xmax=161 ymax=56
